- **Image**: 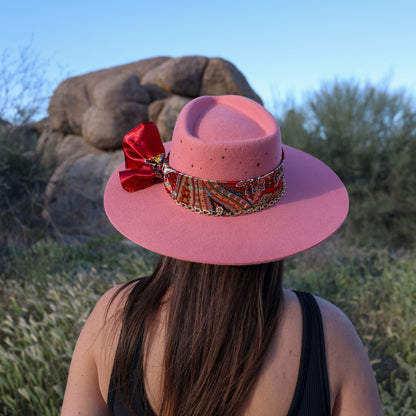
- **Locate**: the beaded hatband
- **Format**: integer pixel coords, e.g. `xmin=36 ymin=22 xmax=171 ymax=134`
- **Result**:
xmin=161 ymin=155 xmax=285 ymax=216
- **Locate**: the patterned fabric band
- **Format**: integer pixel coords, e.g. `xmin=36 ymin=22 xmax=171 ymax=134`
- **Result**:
xmin=119 ymin=122 xmax=286 ymax=216
xmin=161 ymin=153 xmax=286 ymax=216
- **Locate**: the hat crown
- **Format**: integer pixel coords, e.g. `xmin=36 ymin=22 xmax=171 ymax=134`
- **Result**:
xmin=169 ymin=95 xmax=282 ymax=181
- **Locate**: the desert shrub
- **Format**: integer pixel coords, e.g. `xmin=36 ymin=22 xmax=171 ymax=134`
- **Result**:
xmin=0 ymin=236 xmax=157 ymax=416
xmin=0 ymin=127 xmax=52 ymax=249
xmin=285 ymin=240 xmax=416 ymax=415
xmin=380 ymin=355 xmax=416 ymax=416
xmin=278 ymin=81 xmax=416 ymax=248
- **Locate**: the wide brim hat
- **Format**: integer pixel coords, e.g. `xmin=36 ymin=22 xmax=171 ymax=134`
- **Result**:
xmin=104 ymin=95 xmax=348 ymax=265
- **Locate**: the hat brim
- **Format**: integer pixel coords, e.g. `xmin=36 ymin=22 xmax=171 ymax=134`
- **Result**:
xmin=104 ymin=144 xmax=348 ymax=265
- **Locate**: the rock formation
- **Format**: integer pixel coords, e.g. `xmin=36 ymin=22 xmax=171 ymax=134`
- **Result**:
xmin=37 ymin=56 xmax=262 ymax=237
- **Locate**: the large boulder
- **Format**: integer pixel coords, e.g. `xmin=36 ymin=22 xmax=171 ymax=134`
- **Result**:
xmin=200 ymin=58 xmax=263 ymax=102
xmin=37 ymin=129 xmax=92 ymax=171
xmin=43 ymin=149 xmax=123 ymax=237
xmin=48 ymin=57 xmax=170 ymax=135
xmin=82 ymin=102 xmax=149 ymax=149
xmin=141 ymin=56 xmax=208 ymax=97
xmin=149 ymin=96 xmax=192 ymax=142
xmin=39 ymin=56 xmax=263 ymax=237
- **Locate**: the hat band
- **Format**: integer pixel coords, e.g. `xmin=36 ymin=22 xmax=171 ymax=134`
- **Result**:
xmin=119 ymin=122 xmax=286 ymax=216
xmin=162 ymin=156 xmax=285 ymax=216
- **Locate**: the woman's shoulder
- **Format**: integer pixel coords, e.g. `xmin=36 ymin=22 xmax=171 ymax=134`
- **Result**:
xmin=307 ymin=293 xmax=384 ymax=415
xmin=69 ymin=283 xmax=133 ymax=361
xmin=99 ymin=283 xmax=131 ymax=312
xmin=311 ymin=296 xmax=360 ymax=367
xmin=311 ymin=294 xmax=371 ymax=379
xmin=285 ymin=290 xmax=366 ymax=355
xmin=284 ymin=290 xmax=353 ymax=327
xmin=313 ymin=295 xmax=353 ymax=325
xmin=60 ymin=283 xmax=134 ymax=415
xmin=87 ymin=283 xmax=135 ymax=331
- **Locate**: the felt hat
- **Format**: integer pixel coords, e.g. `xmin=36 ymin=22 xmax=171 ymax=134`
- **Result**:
xmin=104 ymin=95 xmax=348 ymax=265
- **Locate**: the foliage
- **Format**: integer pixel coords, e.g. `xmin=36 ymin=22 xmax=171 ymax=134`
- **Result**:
xmin=285 ymin=240 xmax=416 ymax=415
xmin=277 ymin=81 xmax=416 ymax=248
xmin=380 ymin=355 xmax=416 ymax=416
xmin=0 ymin=236 xmax=157 ymax=416
xmin=0 ymin=127 xmax=52 ymax=250
xmin=0 ymin=42 xmax=53 ymax=125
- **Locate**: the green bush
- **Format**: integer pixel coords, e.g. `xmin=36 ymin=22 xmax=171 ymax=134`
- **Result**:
xmin=286 ymin=240 xmax=416 ymax=415
xmin=0 ymin=127 xmax=51 ymax=249
xmin=277 ymin=81 xmax=416 ymax=248
xmin=0 ymin=237 xmax=157 ymax=416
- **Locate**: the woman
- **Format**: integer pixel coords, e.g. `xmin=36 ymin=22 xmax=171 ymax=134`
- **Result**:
xmin=61 ymin=95 xmax=384 ymax=415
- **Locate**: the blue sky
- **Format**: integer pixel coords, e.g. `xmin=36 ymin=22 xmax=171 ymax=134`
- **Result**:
xmin=1 ymin=0 xmax=415 ymax=113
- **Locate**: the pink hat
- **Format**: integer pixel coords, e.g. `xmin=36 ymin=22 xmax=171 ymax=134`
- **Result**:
xmin=104 ymin=95 xmax=348 ymax=265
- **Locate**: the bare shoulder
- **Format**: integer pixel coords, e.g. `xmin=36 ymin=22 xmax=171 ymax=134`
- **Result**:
xmin=69 ymin=283 xmax=131 ymax=354
xmin=313 ymin=296 xmax=384 ymax=416
xmin=68 ymin=283 xmax=130 ymax=356
xmin=314 ymin=296 xmax=359 ymax=345
xmin=60 ymin=283 xmax=133 ymax=416
xmin=313 ymin=296 xmax=374 ymax=374
xmin=88 ymin=283 xmax=132 ymax=330
xmin=88 ymin=283 xmax=135 ymax=373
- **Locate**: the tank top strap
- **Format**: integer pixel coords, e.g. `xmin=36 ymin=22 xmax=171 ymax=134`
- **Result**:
xmin=107 ymin=337 xmax=156 ymax=416
xmin=287 ymin=291 xmax=331 ymax=416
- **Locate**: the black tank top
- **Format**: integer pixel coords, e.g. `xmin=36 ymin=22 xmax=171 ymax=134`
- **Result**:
xmin=107 ymin=291 xmax=330 ymax=415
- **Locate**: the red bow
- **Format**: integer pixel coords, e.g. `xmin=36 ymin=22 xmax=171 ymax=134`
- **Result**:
xmin=119 ymin=122 xmax=166 ymax=192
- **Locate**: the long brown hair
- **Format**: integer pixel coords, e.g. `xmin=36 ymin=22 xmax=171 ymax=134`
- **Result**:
xmin=110 ymin=256 xmax=284 ymax=416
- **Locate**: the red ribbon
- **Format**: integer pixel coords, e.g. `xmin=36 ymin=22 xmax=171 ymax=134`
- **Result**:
xmin=119 ymin=122 xmax=166 ymax=192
